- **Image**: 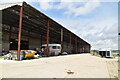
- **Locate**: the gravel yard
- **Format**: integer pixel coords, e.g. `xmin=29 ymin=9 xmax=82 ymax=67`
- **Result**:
xmin=0 ymin=54 xmax=118 ymax=78
xmin=106 ymin=58 xmax=118 ymax=78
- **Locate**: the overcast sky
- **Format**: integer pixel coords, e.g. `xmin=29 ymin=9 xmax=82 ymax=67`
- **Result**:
xmin=0 ymin=0 xmax=119 ymax=50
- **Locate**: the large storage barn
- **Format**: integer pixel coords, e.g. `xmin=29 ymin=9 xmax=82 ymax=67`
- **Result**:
xmin=1 ymin=2 xmax=91 ymax=56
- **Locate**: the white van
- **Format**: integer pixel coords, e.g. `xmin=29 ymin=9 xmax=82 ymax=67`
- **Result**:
xmin=99 ymin=49 xmax=113 ymax=58
xmin=41 ymin=44 xmax=61 ymax=56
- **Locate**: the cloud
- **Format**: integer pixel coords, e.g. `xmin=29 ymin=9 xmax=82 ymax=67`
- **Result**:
xmin=37 ymin=0 xmax=53 ymax=10
xmin=83 ymin=22 xmax=118 ymax=50
xmin=64 ymin=0 xmax=100 ymax=16
xmin=37 ymin=0 xmax=101 ymax=16
xmin=56 ymin=17 xmax=118 ymax=50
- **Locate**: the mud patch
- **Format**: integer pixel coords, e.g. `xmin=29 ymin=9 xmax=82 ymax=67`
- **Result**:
xmin=66 ymin=70 xmax=74 ymax=75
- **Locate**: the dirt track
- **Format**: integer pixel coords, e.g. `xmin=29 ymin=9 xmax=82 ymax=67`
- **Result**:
xmin=0 ymin=54 xmax=118 ymax=78
xmin=106 ymin=58 xmax=118 ymax=78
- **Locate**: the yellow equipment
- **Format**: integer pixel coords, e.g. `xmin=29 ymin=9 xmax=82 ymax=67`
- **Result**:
xmin=21 ymin=50 xmax=36 ymax=58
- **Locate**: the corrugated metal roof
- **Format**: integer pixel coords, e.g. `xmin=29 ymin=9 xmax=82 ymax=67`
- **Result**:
xmin=2 ymin=1 xmax=91 ymax=46
xmin=0 ymin=2 xmax=22 ymax=10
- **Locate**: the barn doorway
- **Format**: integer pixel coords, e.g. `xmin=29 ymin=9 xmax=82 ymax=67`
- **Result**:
xmin=9 ymin=39 xmax=29 ymax=50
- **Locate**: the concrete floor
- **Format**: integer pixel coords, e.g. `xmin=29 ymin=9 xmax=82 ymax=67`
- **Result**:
xmin=0 ymin=54 xmax=118 ymax=78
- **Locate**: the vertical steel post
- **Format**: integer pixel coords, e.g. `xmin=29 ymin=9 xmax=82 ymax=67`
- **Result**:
xmin=70 ymin=33 xmax=71 ymax=53
xmin=9 ymin=26 xmax=12 ymax=48
xmin=46 ymin=19 xmax=50 ymax=56
xmin=61 ymin=29 xmax=63 ymax=42
xmin=17 ymin=6 xmax=23 ymax=61
xmin=61 ymin=28 xmax=63 ymax=53
xmin=76 ymin=38 xmax=77 ymax=53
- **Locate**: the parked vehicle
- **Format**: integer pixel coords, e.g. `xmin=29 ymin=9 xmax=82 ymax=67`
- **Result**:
xmin=99 ymin=49 xmax=113 ymax=58
xmin=41 ymin=44 xmax=61 ymax=56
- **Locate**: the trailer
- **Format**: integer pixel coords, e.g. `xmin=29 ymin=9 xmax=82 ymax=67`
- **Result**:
xmin=99 ymin=49 xmax=113 ymax=58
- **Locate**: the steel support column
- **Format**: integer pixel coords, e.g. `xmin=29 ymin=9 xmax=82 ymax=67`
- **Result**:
xmin=76 ymin=38 xmax=77 ymax=53
xmin=70 ymin=33 xmax=71 ymax=53
xmin=9 ymin=26 xmax=12 ymax=48
xmin=61 ymin=28 xmax=63 ymax=53
xmin=17 ymin=6 xmax=23 ymax=61
xmin=46 ymin=19 xmax=50 ymax=56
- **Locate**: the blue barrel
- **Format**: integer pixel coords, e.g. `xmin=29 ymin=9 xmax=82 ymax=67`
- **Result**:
xmin=20 ymin=56 xmax=23 ymax=61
